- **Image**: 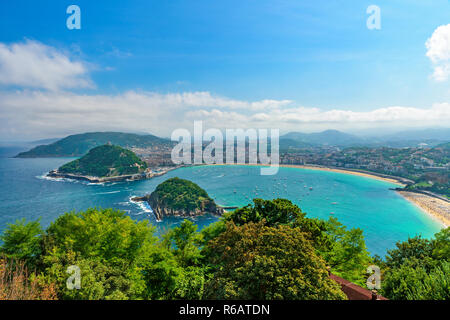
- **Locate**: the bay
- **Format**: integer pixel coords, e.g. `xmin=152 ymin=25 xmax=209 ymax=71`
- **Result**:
xmin=0 ymin=157 xmax=443 ymax=256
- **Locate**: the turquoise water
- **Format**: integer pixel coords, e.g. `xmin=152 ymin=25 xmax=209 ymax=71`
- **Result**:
xmin=0 ymin=157 xmax=444 ymax=257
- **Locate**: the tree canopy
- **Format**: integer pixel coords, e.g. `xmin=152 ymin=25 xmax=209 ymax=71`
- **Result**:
xmin=2 ymin=199 xmax=445 ymax=300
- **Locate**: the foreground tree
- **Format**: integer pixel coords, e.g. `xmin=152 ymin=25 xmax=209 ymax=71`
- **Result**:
xmin=223 ymin=199 xmax=371 ymax=286
xmin=0 ymin=218 xmax=42 ymax=266
xmin=381 ymin=227 xmax=450 ymax=300
xmin=203 ymin=221 xmax=346 ymax=300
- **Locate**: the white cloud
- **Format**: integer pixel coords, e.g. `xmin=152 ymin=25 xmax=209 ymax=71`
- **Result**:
xmin=1 ymin=89 xmax=449 ymax=140
xmin=187 ymin=104 xmax=450 ymax=131
xmin=0 ymin=40 xmax=93 ymax=91
xmin=426 ymin=24 xmax=450 ymax=82
xmin=0 ymin=40 xmax=448 ymax=140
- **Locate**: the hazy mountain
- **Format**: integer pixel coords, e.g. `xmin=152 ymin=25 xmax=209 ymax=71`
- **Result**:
xmin=30 ymin=138 xmax=61 ymax=145
xmin=381 ymin=128 xmax=450 ymax=141
xmin=0 ymin=138 xmax=60 ymax=158
xmin=281 ymin=130 xmax=365 ymax=147
xmin=366 ymin=128 xmax=450 ymax=148
xmin=280 ymin=128 xmax=450 ymax=149
xmin=15 ymin=132 xmax=173 ymax=158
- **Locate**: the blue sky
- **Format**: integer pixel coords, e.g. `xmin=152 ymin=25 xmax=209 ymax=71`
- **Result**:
xmin=0 ymin=1 xmax=449 ymax=139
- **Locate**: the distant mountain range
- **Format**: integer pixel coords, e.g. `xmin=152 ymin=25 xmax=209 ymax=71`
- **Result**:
xmin=380 ymin=128 xmax=450 ymax=142
xmin=281 ymin=130 xmax=365 ymax=147
xmin=11 ymin=128 xmax=450 ymax=158
xmin=15 ymin=132 xmax=173 ymax=158
xmin=280 ymin=128 xmax=450 ymax=148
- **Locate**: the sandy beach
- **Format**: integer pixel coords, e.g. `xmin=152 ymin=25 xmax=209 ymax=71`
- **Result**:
xmin=397 ymin=191 xmax=449 ymax=228
xmin=212 ymin=163 xmax=406 ymax=186
xmin=279 ymin=164 xmax=406 ymax=186
xmin=281 ymin=165 xmax=449 ymax=228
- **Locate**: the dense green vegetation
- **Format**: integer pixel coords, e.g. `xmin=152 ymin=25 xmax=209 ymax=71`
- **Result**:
xmin=150 ymin=177 xmax=215 ymax=211
xmin=375 ymin=228 xmax=450 ymax=300
xmin=58 ymin=144 xmax=147 ymax=177
xmin=15 ymin=132 xmax=172 ymax=158
xmin=1 ymin=199 xmax=447 ymax=300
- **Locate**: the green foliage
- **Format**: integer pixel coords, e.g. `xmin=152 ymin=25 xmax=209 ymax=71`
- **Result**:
xmin=385 ymin=236 xmax=435 ymax=271
xmin=131 ymin=241 xmax=204 ymax=300
xmin=58 ymin=144 xmax=147 ymax=177
xmin=381 ymin=261 xmax=450 ymax=300
xmin=226 ymin=199 xmax=371 ymax=286
xmin=203 ymin=221 xmax=346 ymax=300
xmin=404 ymin=261 xmax=450 ymax=300
xmin=39 ymin=208 xmax=156 ymax=299
xmin=433 ymin=227 xmax=450 ymax=260
xmin=0 ymin=218 xmax=42 ymax=264
xmin=320 ymin=218 xmax=372 ymax=286
xmin=227 ymin=198 xmax=305 ymax=227
xmin=0 ymin=208 xmax=206 ymax=300
xmin=163 ymin=220 xmax=203 ymax=267
xmin=0 ymin=200 xmax=405 ymax=300
xmin=40 ymin=250 xmax=135 ymax=300
xmin=380 ymin=227 xmax=450 ymax=300
xmin=44 ymin=208 xmax=152 ymax=264
xmin=152 ymin=177 xmax=215 ymax=211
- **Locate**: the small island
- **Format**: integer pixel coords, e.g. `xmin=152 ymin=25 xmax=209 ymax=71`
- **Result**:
xmin=132 ymin=177 xmax=224 ymax=220
xmin=47 ymin=144 xmax=153 ymax=183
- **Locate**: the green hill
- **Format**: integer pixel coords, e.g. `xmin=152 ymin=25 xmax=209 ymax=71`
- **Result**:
xmin=58 ymin=144 xmax=147 ymax=177
xmin=132 ymin=177 xmax=223 ymax=219
xmin=15 ymin=132 xmax=172 ymax=158
xmin=151 ymin=178 xmax=214 ymax=211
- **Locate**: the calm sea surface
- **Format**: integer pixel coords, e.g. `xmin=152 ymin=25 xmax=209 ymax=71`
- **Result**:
xmin=0 ymin=156 xmax=444 ymax=256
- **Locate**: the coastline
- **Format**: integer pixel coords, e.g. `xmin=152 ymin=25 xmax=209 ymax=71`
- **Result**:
xmin=278 ymin=164 xmax=407 ymax=186
xmin=208 ymin=163 xmax=449 ymax=228
xmin=46 ymin=166 xmax=181 ymax=183
xmin=282 ymin=165 xmax=448 ymax=228
xmin=211 ymin=163 xmax=407 ymax=186
xmin=397 ymin=191 xmax=449 ymax=228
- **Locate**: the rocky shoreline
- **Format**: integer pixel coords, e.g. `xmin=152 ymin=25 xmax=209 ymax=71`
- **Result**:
xmin=46 ymin=166 xmax=179 ymax=183
xmin=131 ymin=193 xmax=224 ymax=221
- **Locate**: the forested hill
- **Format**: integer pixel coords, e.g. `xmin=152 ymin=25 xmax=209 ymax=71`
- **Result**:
xmin=151 ymin=177 xmax=216 ymax=211
xmin=58 ymin=144 xmax=147 ymax=177
xmin=15 ymin=132 xmax=172 ymax=158
xmin=136 ymin=177 xmax=224 ymax=220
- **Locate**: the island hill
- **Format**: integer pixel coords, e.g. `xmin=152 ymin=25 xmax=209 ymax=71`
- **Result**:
xmin=15 ymin=131 xmax=173 ymax=158
xmin=47 ymin=144 xmax=165 ymax=183
xmin=132 ymin=177 xmax=224 ymax=220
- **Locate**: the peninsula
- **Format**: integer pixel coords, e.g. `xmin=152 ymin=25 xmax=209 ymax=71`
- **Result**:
xmin=131 ymin=177 xmax=224 ymax=220
xmin=48 ymin=144 xmax=151 ymax=183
